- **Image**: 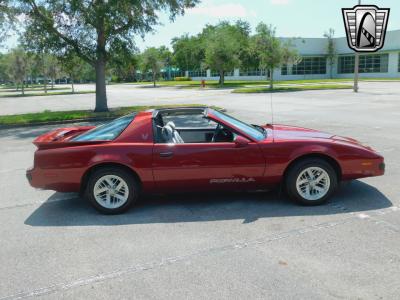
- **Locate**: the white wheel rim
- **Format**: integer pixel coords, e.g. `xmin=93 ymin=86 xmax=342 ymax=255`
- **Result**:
xmin=296 ymin=167 xmax=330 ymax=201
xmin=93 ymin=175 xmax=130 ymax=209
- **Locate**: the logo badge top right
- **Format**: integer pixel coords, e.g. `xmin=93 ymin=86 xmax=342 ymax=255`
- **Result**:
xmin=342 ymin=5 xmax=390 ymax=52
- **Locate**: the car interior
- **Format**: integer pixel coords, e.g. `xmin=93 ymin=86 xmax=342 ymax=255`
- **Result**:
xmin=153 ymin=109 xmax=235 ymax=144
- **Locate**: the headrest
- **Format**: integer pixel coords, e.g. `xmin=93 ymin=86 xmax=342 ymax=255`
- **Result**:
xmin=161 ymin=125 xmax=174 ymax=142
xmin=166 ymin=121 xmax=176 ymax=130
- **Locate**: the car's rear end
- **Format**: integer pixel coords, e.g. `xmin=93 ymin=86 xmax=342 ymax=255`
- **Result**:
xmin=26 ymin=126 xmax=100 ymax=191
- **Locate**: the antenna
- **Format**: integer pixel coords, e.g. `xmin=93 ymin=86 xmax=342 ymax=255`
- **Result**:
xmin=268 ymin=83 xmax=275 ymax=142
xmin=270 ymin=91 xmax=274 ymax=125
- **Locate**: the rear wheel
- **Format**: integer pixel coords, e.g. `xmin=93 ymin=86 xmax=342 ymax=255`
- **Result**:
xmin=86 ymin=167 xmax=139 ymax=214
xmin=285 ymin=158 xmax=338 ymax=205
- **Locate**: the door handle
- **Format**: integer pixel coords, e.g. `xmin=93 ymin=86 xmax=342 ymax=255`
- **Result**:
xmin=159 ymin=151 xmax=173 ymax=158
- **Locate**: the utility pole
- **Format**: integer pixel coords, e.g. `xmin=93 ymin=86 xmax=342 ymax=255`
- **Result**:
xmin=353 ymin=0 xmax=361 ymax=92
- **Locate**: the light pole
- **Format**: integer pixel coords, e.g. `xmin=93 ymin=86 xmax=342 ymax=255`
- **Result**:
xmin=353 ymin=0 xmax=361 ymax=92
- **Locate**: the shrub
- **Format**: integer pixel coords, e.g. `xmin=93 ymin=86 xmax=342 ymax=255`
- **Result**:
xmin=174 ymin=77 xmax=192 ymax=81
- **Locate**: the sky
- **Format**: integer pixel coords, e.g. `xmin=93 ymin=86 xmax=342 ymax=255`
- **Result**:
xmin=135 ymin=0 xmax=400 ymax=50
xmin=1 ymin=0 xmax=400 ymax=52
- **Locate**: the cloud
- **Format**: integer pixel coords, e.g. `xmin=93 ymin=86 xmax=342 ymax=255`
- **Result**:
xmin=188 ymin=2 xmax=256 ymax=18
xmin=270 ymin=0 xmax=289 ymax=5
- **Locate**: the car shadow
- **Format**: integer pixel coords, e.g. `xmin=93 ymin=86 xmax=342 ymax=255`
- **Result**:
xmin=24 ymin=180 xmax=392 ymax=227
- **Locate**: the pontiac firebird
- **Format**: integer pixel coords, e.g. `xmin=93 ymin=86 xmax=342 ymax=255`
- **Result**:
xmin=26 ymin=107 xmax=385 ymax=214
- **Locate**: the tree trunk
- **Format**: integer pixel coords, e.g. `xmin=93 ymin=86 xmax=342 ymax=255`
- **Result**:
xmin=51 ymin=78 xmax=54 ymax=90
xmin=269 ymin=69 xmax=274 ymax=89
xmin=71 ymin=76 xmax=75 ymax=93
xmin=94 ymin=58 xmax=108 ymax=112
xmin=44 ymin=76 xmax=47 ymax=94
xmin=219 ymin=70 xmax=224 ymax=86
xmin=94 ymin=19 xmax=108 ymax=112
xmin=21 ymin=83 xmax=25 ymax=95
xmin=153 ymin=72 xmax=156 ymax=87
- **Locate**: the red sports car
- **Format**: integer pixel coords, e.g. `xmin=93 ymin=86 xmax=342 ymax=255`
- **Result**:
xmin=27 ymin=107 xmax=385 ymax=214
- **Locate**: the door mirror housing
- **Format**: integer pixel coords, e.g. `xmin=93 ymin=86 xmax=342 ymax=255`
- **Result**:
xmin=234 ymin=135 xmax=250 ymax=147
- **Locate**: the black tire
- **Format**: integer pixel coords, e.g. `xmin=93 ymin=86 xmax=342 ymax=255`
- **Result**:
xmin=285 ymin=158 xmax=338 ymax=206
xmin=86 ymin=167 xmax=139 ymax=214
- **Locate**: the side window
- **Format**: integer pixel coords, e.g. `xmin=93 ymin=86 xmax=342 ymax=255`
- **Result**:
xmin=71 ymin=114 xmax=136 ymax=141
xmin=155 ymin=113 xmax=219 ymax=144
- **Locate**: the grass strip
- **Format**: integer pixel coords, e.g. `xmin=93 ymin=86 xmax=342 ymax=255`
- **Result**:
xmin=0 ymin=90 xmax=95 ymax=98
xmin=232 ymin=84 xmax=353 ymax=93
xmin=0 ymin=87 xmax=70 ymax=93
xmin=0 ymin=104 xmax=221 ymax=126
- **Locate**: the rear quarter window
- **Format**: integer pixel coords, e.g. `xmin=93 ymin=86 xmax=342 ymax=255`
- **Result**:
xmin=71 ymin=114 xmax=136 ymax=141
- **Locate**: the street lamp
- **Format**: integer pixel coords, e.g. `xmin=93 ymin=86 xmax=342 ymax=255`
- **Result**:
xmin=353 ymin=0 xmax=361 ymax=92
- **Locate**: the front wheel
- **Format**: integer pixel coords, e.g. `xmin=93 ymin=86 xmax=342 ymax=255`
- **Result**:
xmin=285 ymin=158 xmax=338 ymax=205
xmin=86 ymin=167 xmax=139 ymax=214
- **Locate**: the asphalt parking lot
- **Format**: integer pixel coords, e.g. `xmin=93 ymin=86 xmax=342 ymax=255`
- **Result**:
xmin=0 ymin=82 xmax=399 ymax=299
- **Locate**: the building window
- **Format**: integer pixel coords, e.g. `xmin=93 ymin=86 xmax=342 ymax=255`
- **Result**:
xmin=188 ymin=70 xmax=206 ymax=77
xmin=398 ymin=53 xmax=400 ymax=72
xmin=239 ymin=69 xmax=267 ymax=76
xmin=281 ymin=65 xmax=288 ymax=75
xmin=291 ymin=57 xmax=327 ymax=75
xmin=338 ymin=54 xmax=389 ymax=74
xmin=338 ymin=55 xmax=355 ymax=73
xmin=211 ymin=70 xmax=233 ymax=77
xmin=210 ymin=70 xmax=219 ymax=77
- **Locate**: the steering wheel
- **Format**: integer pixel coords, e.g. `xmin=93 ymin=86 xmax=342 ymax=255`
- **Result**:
xmin=211 ymin=124 xmax=228 ymax=142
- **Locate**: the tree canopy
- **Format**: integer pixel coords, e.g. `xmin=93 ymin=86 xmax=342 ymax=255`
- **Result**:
xmin=10 ymin=0 xmax=199 ymax=111
xmin=252 ymin=23 xmax=299 ymax=88
xmin=140 ymin=47 xmax=164 ymax=87
xmin=203 ymin=21 xmax=249 ymax=85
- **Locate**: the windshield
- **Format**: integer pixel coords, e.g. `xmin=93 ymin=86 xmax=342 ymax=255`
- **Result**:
xmin=211 ymin=110 xmax=266 ymax=141
xmin=71 ymin=113 xmax=136 ymax=141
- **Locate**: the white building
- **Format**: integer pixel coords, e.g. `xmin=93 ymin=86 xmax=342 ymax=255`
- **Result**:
xmin=192 ymin=29 xmax=400 ymax=81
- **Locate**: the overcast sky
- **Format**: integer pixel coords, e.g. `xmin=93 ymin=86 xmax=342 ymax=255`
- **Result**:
xmin=2 ymin=0 xmax=399 ymax=52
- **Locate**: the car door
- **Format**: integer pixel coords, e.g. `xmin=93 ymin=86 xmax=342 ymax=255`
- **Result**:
xmin=152 ymin=139 xmax=266 ymax=192
xmin=153 ymin=142 xmax=234 ymax=191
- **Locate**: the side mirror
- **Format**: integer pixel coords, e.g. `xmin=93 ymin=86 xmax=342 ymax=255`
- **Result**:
xmin=234 ymin=135 xmax=250 ymax=147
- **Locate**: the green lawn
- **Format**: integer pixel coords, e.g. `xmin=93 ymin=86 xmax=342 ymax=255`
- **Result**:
xmin=0 ymin=104 xmax=219 ymax=126
xmin=160 ymin=80 xmax=269 ymax=87
xmin=130 ymin=77 xmax=400 ymax=89
xmin=132 ymin=79 xmax=346 ymax=89
xmin=0 ymin=84 xmax=58 ymax=90
xmin=0 ymin=90 xmax=95 ymax=98
xmin=0 ymin=87 xmax=70 ymax=93
xmin=232 ymin=84 xmax=353 ymax=93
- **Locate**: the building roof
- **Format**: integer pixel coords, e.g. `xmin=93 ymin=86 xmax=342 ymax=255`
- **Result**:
xmin=281 ymin=29 xmax=400 ymax=55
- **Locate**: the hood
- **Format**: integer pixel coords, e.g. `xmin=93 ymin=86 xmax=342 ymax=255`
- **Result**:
xmin=264 ymin=125 xmax=374 ymax=151
xmin=265 ymin=124 xmax=373 ymax=151
xmin=268 ymin=124 xmax=334 ymax=141
xmin=33 ymin=126 xmax=99 ymax=149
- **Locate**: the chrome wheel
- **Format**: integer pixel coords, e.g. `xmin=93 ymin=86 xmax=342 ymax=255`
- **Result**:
xmin=296 ymin=167 xmax=330 ymax=201
xmin=93 ymin=175 xmax=130 ymax=209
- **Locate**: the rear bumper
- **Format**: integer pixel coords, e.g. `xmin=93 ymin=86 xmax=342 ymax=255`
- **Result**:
xmin=26 ymin=167 xmax=82 ymax=192
xmin=26 ymin=167 xmax=45 ymax=189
